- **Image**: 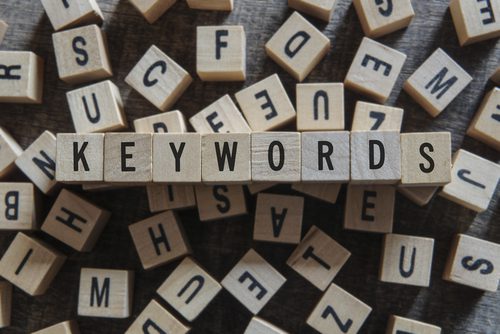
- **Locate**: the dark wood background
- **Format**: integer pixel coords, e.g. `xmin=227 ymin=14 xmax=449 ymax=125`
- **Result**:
xmin=0 ymin=0 xmax=499 ymax=333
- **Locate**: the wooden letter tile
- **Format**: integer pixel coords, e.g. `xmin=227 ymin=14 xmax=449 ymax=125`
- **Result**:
xmin=134 ymin=110 xmax=187 ymax=133
xmin=397 ymin=186 xmax=438 ymax=207
xmin=194 ymin=185 xmax=247 ymax=221
xmin=353 ymin=0 xmax=415 ymax=38
xmin=350 ymin=131 xmax=401 ymax=184
xmin=41 ymin=189 xmax=110 ymax=252
xmin=351 ymin=101 xmax=404 ymax=131
xmin=247 ymin=183 xmax=278 ymax=195
xmin=292 ymin=183 xmax=341 ymax=204
xmin=56 ymin=133 xmax=104 ymax=183
xmin=52 ymin=25 xmax=112 ymax=85
xmin=190 ymin=95 xmax=251 ymax=133
xmin=125 ymin=45 xmax=192 ymax=111
xmin=380 ymin=233 xmax=434 ymax=287
xmin=265 ymin=12 xmax=330 ymax=81
xmin=244 ymin=316 xmax=289 ymax=334
xmin=0 ymin=127 xmax=22 ymax=179
xmin=252 ymin=132 xmax=301 ymax=182
xmin=450 ymin=0 xmax=500 ymax=46
xmin=0 ymin=20 xmax=7 ymax=45
xmin=344 ymin=185 xmax=395 ymax=234
xmin=307 ymin=283 xmax=372 ymax=334
xmin=439 ymin=149 xmax=500 ymax=212
xmin=287 ymin=226 xmax=350 ymax=290
xmin=401 ymin=132 xmax=452 ymax=186
xmin=15 ymin=131 xmax=59 ymax=195
xmin=296 ymin=83 xmax=344 ymax=131
xmin=104 ymin=133 xmax=152 ymax=183
xmin=345 ymin=37 xmax=406 ymax=103
xmin=253 ymin=193 xmax=304 ymax=244
xmin=66 ymin=80 xmax=127 ymax=133
xmin=32 ymin=320 xmax=80 ymax=334
xmin=221 ymin=249 xmax=286 ymax=314
xmin=153 ymin=133 xmax=201 ymax=183
xmin=288 ymin=0 xmax=338 ymax=22
xmin=128 ymin=0 xmax=177 ymax=24
xmin=41 ymin=0 xmax=103 ymax=31
xmin=404 ymin=48 xmax=472 ymax=117
xmin=0 ymin=233 xmax=66 ymax=296
xmin=467 ymin=87 xmax=500 ymax=151
xmin=78 ymin=268 xmax=133 ymax=318
xmin=301 ymin=131 xmax=349 ymax=182
xmin=146 ymin=184 xmax=196 ymax=213
xmin=186 ymin=0 xmax=233 ymax=10
xmin=197 ymin=26 xmax=246 ymax=81
xmin=129 ymin=211 xmax=191 ymax=270
xmin=157 ymin=257 xmax=222 ymax=321
xmin=443 ymin=234 xmax=500 ymax=292
xmin=0 ymin=183 xmax=38 ymax=230
xmin=0 ymin=281 xmax=12 ymax=328
xmin=202 ymin=133 xmax=251 ymax=184
xmin=0 ymin=51 xmax=43 ymax=104
xmin=125 ymin=299 xmax=189 ymax=334
xmin=235 ymin=74 xmax=296 ymax=131
xmin=386 ymin=315 xmax=441 ymax=334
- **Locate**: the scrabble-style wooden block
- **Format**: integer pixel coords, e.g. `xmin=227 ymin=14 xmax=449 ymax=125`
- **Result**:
xmin=186 ymin=0 xmax=233 ymax=10
xmin=291 ymin=183 xmax=341 ymax=204
xmin=0 ymin=51 xmax=43 ymax=104
xmin=66 ymin=81 xmax=127 ymax=133
xmin=153 ymin=133 xmax=201 ymax=183
xmin=0 ymin=127 xmax=22 ymax=179
xmin=450 ymin=0 xmax=500 ymax=46
xmin=404 ymin=48 xmax=472 ymax=117
xmin=345 ymin=37 xmax=406 ymax=103
xmin=104 ymin=133 xmax=152 ymax=183
xmin=351 ymin=101 xmax=404 ymax=131
xmin=0 ymin=233 xmax=66 ymax=296
xmin=0 ymin=20 xmax=7 ymax=45
xmin=244 ymin=317 xmax=289 ymax=334
xmin=247 ymin=183 xmax=277 ymax=195
xmin=197 ymin=26 xmax=246 ymax=81
xmin=467 ymin=87 xmax=500 ymax=151
xmin=78 ymin=268 xmax=133 ymax=318
xmin=439 ymin=149 xmax=500 ymax=212
xmin=125 ymin=45 xmax=192 ymax=111
xmin=15 ymin=131 xmax=59 ymax=195
xmin=146 ymin=184 xmax=196 ymax=213
xmin=296 ymin=83 xmax=344 ymax=131
xmin=253 ymin=193 xmax=304 ymax=244
xmin=125 ymin=300 xmax=190 ymax=334
xmin=307 ymin=283 xmax=372 ymax=334
xmin=190 ymin=95 xmax=251 ymax=133
xmin=288 ymin=0 xmax=337 ymax=22
xmin=32 ymin=320 xmax=80 ymax=334
xmin=344 ymin=185 xmax=395 ymax=233
xmin=129 ymin=211 xmax=191 ymax=270
xmin=194 ymin=185 xmax=247 ymax=221
xmin=380 ymin=233 xmax=434 ymax=287
xmin=221 ymin=249 xmax=286 ymax=314
xmin=401 ymin=132 xmax=452 ymax=186
xmin=128 ymin=0 xmax=177 ymax=24
xmin=41 ymin=189 xmax=110 ymax=252
xmin=53 ymin=25 xmax=112 ymax=85
xmin=492 ymin=66 xmax=500 ymax=84
xmin=235 ymin=74 xmax=296 ymax=131
xmin=0 ymin=281 xmax=12 ymax=328
xmin=350 ymin=131 xmax=401 ymax=184
xmin=56 ymin=133 xmax=104 ymax=183
xmin=134 ymin=110 xmax=187 ymax=133
xmin=265 ymin=12 xmax=330 ymax=81
xmin=157 ymin=257 xmax=222 ymax=321
xmin=386 ymin=315 xmax=441 ymax=334
xmin=353 ymin=0 xmax=415 ymax=38
xmin=252 ymin=132 xmax=301 ymax=182
xmin=443 ymin=234 xmax=500 ymax=292
xmin=301 ymin=131 xmax=350 ymax=182
xmin=397 ymin=186 xmax=438 ymax=207
xmin=0 ymin=183 xmax=38 ymax=230
xmin=202 ymin=133 xmax=251 ymax=184
xmin=41 ymin=0 xmax=103 ymax=31
xmin=287 ymin=226 xmax=350 ymax=290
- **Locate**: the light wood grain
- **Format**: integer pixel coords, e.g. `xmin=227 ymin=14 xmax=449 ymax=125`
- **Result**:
xmin=146 ymin=184 xmax=196 ymax=212
xmin=0 ymin=182 xmax=38 ymax=230
xmin=134 ymin=110 xmax=187 ymax=133
xmin=291 ymin=183 xmax=341 ymax=204
xmin=351 ymin=101 xmax=404 ymax=131
xmin=190 ymin=95 xmax=250 ymax=133
xmin=467 ymin=87 xmax=500 ymax=151
xmin=194 ymin=184 xmax=247 ymax=221
xmin=31 ymin=320 xmax=80 ymax=334
xmin=244 ymin=316 xmax=289 ymax=334
xmin=186 ymin=0 xmax=233 ymax=11
xmin=386 ymin=315 xmax=441 ymax=334
xmin=288 ymin=0 xmax=337 ymax=22
xmin=128 ymin=0 xmax=177 ymax=24
xmin=0 ymin=20 xmax=7 ymax=45
xmin=0 ymin=51 xmax=43 ymax=104
xmin=125 ymin=299 xmax=189 ymax=334
xmin=0 ymin=127 xmax=23 ymax=179
xmin=40 ymin=0 xmax=103 ymax=31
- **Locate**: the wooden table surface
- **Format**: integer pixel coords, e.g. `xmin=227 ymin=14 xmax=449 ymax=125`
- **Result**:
xmin=0 ymin=0 xmax=499 ymax=333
